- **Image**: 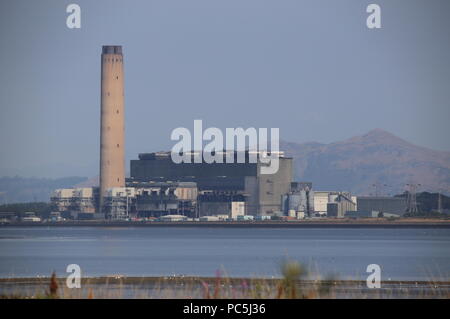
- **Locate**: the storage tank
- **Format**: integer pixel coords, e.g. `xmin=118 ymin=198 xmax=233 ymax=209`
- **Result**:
xmin=288 ymin=194 xmax=301 ymax=211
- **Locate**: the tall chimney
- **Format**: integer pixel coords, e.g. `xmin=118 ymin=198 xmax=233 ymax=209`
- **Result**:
xmin=99 ymin=45 xmax=125 ymax=217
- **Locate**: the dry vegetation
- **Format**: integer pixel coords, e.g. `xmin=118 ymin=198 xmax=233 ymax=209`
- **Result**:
xmin=0 ymin=261 xmax=448 ymax=299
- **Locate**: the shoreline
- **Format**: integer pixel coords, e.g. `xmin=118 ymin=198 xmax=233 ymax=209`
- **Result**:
xmin=1 ymin=219 xmax=450 ymax=228
xmin=1 ymin=275 xmax=449 ymax=286
xmin=1 ymin=276 xmax=448 ymax=299
xmin=0 ymin=275 xmax=450 ymax=287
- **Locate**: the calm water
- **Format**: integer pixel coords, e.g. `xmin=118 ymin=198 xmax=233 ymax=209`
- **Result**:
xmin=0 ymin=227 xmax=449 ymax=281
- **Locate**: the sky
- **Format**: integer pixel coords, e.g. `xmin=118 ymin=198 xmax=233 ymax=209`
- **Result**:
xmin=0 ymin=0 xmax=449 ymax=178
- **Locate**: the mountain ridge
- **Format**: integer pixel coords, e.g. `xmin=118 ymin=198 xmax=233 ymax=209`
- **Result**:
xmin=281 ymin=129 xmax=450 ymax=195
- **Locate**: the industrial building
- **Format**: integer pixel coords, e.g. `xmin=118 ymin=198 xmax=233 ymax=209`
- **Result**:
xmin=133 ymin=182 xmax=197 ymax=218
xmin=327 ymin=193 xmax=357 ymax=218
xmin=128 ymin=151 xmax=293 ymax=216
xmin=282 ymin=182 xmax=314 ymax=217
xmin=313 ymin=191 xmax=357 ymax=215
xmin=103 ymin=187 xmax=136 ymax=220
xmin=356 ymin=196 xmax=407 ymax=216
xmin=313 ymin=191 xmax=331 ymax=213
xmin=51 ymin=188 xmax=100 ymax=219
xmin=198 ymin=191 xmax=246 ymax=218
xmin=51 ymin=182 xmax=199 ymax=220
xmin=345 ymin=210 xmax=400 ymax=218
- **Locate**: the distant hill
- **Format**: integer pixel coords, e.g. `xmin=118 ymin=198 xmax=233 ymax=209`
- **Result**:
xmin=73 ymin=176 xmax=99 ymax=188
xmin=281 ymin=129 xmax=450 ymax=195
xmin=0 ymin=176 xmax=88 ymax=203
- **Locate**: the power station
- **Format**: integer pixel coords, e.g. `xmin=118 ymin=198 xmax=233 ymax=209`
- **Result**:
xmin=51 ymin=45 xmax=408 ymax=221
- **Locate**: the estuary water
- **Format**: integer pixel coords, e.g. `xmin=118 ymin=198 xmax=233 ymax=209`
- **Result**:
xmin=0 ymin=226 xmax=448 ymax=281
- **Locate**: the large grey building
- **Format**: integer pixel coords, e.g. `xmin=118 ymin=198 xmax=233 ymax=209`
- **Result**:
xmin=128 ymin=151 xmax=293 ymax=216
xmin=357 ymin=196 xmax=407 ymax=215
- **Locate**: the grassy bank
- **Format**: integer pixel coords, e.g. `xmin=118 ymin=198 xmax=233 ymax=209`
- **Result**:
xmin=1 ymin=263 xmax=448 ymax=299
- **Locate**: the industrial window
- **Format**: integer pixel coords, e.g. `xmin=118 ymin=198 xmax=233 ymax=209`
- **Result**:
xmin=117 ymin=178 xmax=120 ymax=182
xmin=116 ymin=110 xmax=119 ymax=114
xmin=117 ymin=144 xmax=120 ymax=148
xmin=107 ymin=126 xmax=110 ymax=131
xmin=116 ymin=76 xmax=119 ymax=79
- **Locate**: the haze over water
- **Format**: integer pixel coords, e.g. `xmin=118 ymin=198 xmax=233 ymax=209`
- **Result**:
xmin=0 ymin=227 xmax=448 ymax=281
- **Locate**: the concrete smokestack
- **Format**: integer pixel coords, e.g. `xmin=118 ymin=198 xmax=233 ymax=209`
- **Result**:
xmin=99 ymin=45 xmax=125 ymax=217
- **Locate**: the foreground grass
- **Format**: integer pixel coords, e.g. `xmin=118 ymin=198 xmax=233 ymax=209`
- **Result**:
xmin=1 ymin=262 xmax=449 ymax=299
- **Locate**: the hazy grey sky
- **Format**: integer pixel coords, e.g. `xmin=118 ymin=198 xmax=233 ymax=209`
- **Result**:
xmin=0 ymin=0 xmax=449 ymax=178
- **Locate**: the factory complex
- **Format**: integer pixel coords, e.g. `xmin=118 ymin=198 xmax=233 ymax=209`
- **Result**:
xmin=51 ymin=152 xmax=408 ymax=220
xmin=50 ymin=45 xmax=408 ymax=221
